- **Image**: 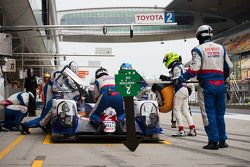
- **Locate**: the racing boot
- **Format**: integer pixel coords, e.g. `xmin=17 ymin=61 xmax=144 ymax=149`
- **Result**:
xmin=19 ymin=123 xmax=30 ymax=135
xmin=187 ymin=125 xmax=197 ymax=136
xmin=203 ymin=142 xmax=219 ymax=150
xmin=187 ymin=128 xmax=197 ymax=136
xmin=40 ymin=126 xmax=48 ymax=133
xmin=172 ymin=126 xmax=185 ymax=137
xmin=219 ymin=141 xmax=229 ymax=148
xmin=172 ymin=130 xmax=185 ymax=137
xmin=115 ymin=120 xmax=124 ymax=135
xmin=0 ymin=123 xmax=9 ymax=132
xmin=95 ymin=122 xmax=106 ymax=135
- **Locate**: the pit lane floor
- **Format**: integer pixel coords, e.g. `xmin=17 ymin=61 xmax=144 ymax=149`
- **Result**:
xmin=0 ymin=106 xmax=250 ymax=167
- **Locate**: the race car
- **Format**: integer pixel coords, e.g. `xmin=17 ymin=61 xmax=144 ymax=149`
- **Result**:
xmin=50 ymin=66 xmax=162 ymax=142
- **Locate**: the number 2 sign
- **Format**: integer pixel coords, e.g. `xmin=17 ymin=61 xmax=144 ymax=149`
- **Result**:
xmin=164 ymin=12 xmax=175 ymax=23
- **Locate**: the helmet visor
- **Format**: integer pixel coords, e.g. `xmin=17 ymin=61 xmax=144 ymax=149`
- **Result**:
xmin=163 ymin=56 xmax=168 ymax=63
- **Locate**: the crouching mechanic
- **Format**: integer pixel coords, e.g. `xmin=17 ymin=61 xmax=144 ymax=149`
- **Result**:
xmin=1 ymin=92 xmax=35 ymax=131
xmin=163 ymin=52 xmax=196 ymax=137
xmin=179 ymin=25 xmax=233 ymax=149
xmin=19 ymin=62 xmax=80 ymax=135
xmin=19 ymin=71 xmax=57 ymax=135
xmin=89 ymin=67 xmax=125 ymax=134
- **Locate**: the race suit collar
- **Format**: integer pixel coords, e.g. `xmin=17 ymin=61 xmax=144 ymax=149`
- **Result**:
xmin=199 ymin=39 xmax=211 ymax=45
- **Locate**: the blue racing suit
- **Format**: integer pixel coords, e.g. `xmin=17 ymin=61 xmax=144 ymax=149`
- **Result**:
xmin=90 ymin=75 xmax=125 ymax=126
xmin=181 ymin=41 xmax=233 ymax=143
xmin=43 ymin=79 xmax=53 ymax=111
xmin=3 ymin=92 xmax=31 ymax=129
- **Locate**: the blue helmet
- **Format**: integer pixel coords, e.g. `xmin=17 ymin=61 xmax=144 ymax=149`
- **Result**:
xmin=120 ymin=63 xmax=132 ymax=70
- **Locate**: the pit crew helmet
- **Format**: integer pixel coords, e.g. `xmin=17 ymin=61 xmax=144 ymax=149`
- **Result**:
xmin=163 ymin=52 xmax=179 ymax=69
xmin=43 ymin=72 xmax=50 ymax=78
xmin=196 ymin=25 xmax=213 ymax=41
xmin=27 ymin=68 xmax=34 ymax=77
xmin=120 ymin=63 xmax=132 ymax=70
xmin=68 ymin=61 xmax=78 ymax=74
xmin=95 ymin=67 xmax=108 ymax=79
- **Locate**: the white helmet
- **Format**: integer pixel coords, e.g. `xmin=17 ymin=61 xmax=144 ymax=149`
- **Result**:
xmin=196 ymin=25 xmax=213 ymax=40
xmin=95 ymin=67 xmax=108 ymax=79
xmin=69 ymin=61 xmax=78 ymax=74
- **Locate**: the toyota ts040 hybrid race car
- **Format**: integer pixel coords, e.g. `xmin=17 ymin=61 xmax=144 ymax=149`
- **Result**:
xmin=48 ymin=66 xmax=163 ymax=142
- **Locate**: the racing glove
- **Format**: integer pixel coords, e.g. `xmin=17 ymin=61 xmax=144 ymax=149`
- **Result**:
xmin=159 ymin=75 xmax=172 ymax=81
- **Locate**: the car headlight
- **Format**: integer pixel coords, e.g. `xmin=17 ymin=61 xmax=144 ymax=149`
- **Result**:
xmin=62 ymin=103 xmax=70 ymax=112
xmin=140 ymin=102 xmax=158 ymax=127
xmin=57 ymin=101 xmax=76 ymax=115
xmin=64 ymin=116 xmax=72 ymax=126
xmin=57 ymin=101 xmax=76 ymax=128
xmin=140 ymin=102 xmax=157 ymax=116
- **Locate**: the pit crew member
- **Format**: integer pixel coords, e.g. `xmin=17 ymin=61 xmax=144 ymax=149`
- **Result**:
xmin=163 ymin=52 xmax=196 ymax=137
xmin=89 ymin=67 xmax=125 ymax=134
xmin=179 ymin=25 xmax=233 ymax=149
